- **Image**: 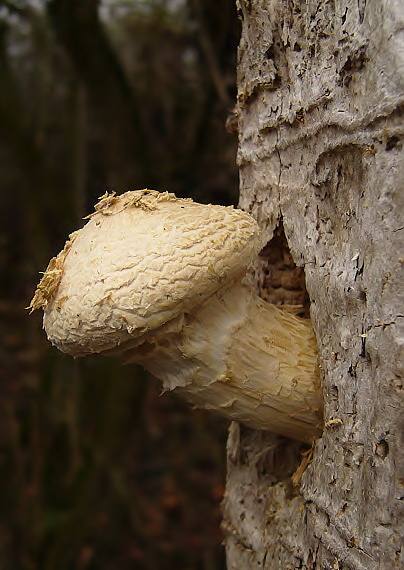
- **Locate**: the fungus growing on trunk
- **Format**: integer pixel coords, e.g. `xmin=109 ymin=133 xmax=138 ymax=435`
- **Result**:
xmin=29 ymin=190 xmax=323 ymax=442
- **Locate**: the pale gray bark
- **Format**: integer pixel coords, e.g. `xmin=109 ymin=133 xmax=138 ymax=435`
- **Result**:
xmin=223 ymin=1 xmax=404 ymax=569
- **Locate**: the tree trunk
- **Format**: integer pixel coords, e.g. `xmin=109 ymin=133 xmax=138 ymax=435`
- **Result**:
xmin=222 ymin=1 xmax=403 ymax=569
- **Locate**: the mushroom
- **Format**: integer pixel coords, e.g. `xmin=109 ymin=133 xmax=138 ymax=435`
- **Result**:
xmin=29 ymin=190 xmax=323 ymax=442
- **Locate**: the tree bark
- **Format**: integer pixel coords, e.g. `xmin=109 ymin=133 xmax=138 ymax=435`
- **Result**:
xmin=223 ymin=1 xmax=403 ymax=569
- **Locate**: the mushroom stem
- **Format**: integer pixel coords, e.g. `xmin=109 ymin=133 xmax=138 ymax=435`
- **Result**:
xmin=122 ymin=278 xmax=323 ymax=443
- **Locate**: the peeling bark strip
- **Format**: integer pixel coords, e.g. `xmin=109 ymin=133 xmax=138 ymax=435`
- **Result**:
xmin=223 ymin=1 xmax=404 ymax=569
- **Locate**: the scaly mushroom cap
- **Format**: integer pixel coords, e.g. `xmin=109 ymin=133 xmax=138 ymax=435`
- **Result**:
xmin=29 ymin=190 xmax=262 ymax=356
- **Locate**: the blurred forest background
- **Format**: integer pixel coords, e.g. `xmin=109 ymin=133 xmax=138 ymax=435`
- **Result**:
xmin=0 ymin=0 xmax=240 ymax=568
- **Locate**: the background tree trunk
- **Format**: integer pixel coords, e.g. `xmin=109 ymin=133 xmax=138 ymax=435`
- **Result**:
xmin=222 ymin=1 xmax=403 ymax=569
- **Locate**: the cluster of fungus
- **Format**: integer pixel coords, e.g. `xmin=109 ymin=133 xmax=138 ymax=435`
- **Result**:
xmin=30 ymin=190 xmax=323 ymax=443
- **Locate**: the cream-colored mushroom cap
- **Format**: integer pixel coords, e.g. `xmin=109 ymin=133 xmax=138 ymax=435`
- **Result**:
xmin=29 ymin=190 xmax=262 ymax=356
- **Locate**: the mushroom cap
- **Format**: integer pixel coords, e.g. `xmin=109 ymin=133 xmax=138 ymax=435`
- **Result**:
xmin=30 ymin=190 xmax=262 ymax=356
